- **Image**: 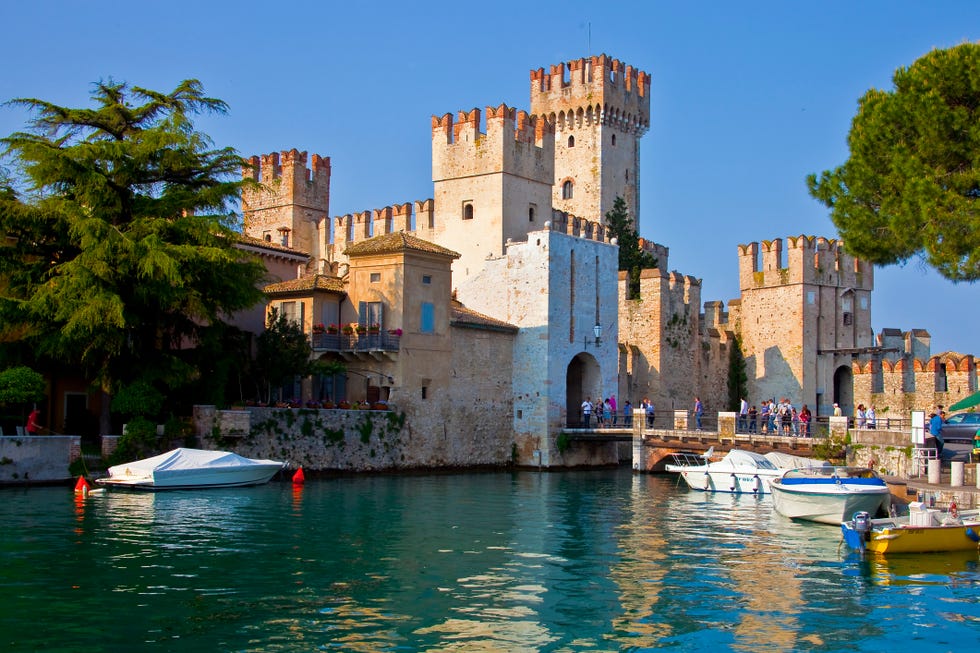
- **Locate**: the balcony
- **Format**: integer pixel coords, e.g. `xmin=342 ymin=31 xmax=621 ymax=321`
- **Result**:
xmin=311 ymin=331 xmax=400 ymax=357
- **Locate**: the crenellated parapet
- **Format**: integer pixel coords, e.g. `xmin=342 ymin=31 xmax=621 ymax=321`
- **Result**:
xmin=737 ymin=235 xmax=874 ymax=291
xmin=241 ymin=149 xmax=331 ymax=250
xmin=546 ymin=209 xmax=607 ymax=243
xmin=332 ymin=199 xmax=435 ymax=246
xmin=529 ymin=54 xmax=651 ymax=136
xmin=432 ymin=105 xmax=555 ymax=186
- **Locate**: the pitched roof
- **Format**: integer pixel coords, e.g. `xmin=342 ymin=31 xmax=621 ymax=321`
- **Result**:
xmin=451 ymin=300 xmax=518 ymax=333
xmin=345 ymin=231 xmax=460 ymax=259
xmin=264 ymin=274 xmax=345 ymax=295
xmin=237 ymin=233 xmax=310 ymax=257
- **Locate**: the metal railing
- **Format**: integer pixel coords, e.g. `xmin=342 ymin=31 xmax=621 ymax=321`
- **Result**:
xmin=311 ymin=332 xmax=400 ymax=353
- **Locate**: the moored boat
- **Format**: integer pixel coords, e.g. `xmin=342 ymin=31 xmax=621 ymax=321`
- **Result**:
xmin=95 ymin=448 xmax=285 ymax=491
xmin=665 ymin=448 xmax=826 ymax=495
xmin=841 ymin=502 xmax=980 ymax=554
xmin=770 ymin=466 xmax=891 ymax=524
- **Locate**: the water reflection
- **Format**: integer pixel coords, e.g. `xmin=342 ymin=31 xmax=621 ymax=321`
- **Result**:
xmin=2 ymin=471 xmax=980 ymax=651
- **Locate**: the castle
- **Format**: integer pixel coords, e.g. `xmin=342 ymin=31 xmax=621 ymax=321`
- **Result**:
xmin=236 ymin=54 xmax=976 ymax=468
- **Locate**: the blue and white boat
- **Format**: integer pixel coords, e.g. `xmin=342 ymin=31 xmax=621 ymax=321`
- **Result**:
xmin=770 ymin=466 xmax=891 ymax=524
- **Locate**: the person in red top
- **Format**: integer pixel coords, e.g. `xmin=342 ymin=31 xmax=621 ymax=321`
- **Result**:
xmin=26 ymin=408 xmax=41 ymax=434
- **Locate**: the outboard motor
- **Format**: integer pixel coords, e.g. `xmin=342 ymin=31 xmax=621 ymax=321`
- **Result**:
xmin=853 ymin=511 xmax=872 ymax=542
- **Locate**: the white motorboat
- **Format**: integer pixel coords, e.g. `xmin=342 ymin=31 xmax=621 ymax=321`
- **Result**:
xmin=665 ymin=448 xmax=825 ymax=495
xmin=770 ymin=466 xmax=891 ymax=525
xmin=96 ymin=448 xmax=285 ymax=491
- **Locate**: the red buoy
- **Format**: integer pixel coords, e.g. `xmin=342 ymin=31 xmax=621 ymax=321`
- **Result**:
xmin=292 ymin=467 xmax=305 ymax=484
xmin=74 ymin=476 xmax=91 ymax=494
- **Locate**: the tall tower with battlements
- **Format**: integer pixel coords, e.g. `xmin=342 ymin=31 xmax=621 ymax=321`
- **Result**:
xmin=431 ymin=104 xmax=555 ymax=283
xmin=530 ymin=54 xmax=651 ymax=228
xmin=732 ymin=235 xmax=875 ymax=415
xmin=242 ymin=149 xmax=331 ymax=265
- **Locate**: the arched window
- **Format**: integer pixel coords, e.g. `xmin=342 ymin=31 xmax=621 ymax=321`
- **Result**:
xmin=463 ymin=203 xmax=474 ymax=220
xmin=567 ymin=135 xmax=575 ymax=148
xmin=611 ymin=134 xmax=617 ymax=146
xmin=528 ymin=205 xmax=535 ymax=222
xmin=562 ymin=180 xmax=574 ymax=200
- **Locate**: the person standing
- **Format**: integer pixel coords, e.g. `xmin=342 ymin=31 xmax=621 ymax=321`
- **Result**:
xmin=694 ymin=397 xmax=704 ymax=430
xmin=609 ymin=394 xmax=618 ymax=426
xmin=799 ymin=404 xmax=812 ymax=437
xmin=833 ymin=403 xmax=842 ymax=417
xmin=928 ymin=411 xmax=945 ymax=456
xmin=748 ymin=404 xmax=758 ymax=433
xmin=623 ymin=400 xmax=633 ymax=427
xmin=26 ymin=407 xmax=41 ymax=435
xmin=602 ymin=398 xmax=611 ymax=427
xmin=581 ymin=396 xmax=592 ymax=428
xmin=738 ymin=397 xmax=748 ymax=433
xmin=866 ymin=406 xmax=876 ymax=429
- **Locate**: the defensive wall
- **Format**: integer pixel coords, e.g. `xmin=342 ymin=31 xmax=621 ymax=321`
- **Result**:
xmin=0 ymin=435 xmax=81 ymax=485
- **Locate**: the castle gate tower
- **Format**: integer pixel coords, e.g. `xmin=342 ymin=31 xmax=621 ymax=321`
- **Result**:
xmin=530 ymin=54 xmax=651 ymax=228
xmin=734 ymin=236 xmax=874 ymax=416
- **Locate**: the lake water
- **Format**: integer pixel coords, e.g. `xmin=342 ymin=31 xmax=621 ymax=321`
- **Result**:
xmin=2 ymin=468 xmax=978 ymax=652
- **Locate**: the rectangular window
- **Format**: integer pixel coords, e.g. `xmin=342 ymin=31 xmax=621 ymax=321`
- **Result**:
xmin=422 ymin=275 xmax=432 ymax=285
xmin=421 ymin=302 xmax=435 ymax=334
xmin=842 ymin=312 xmax=853 ymax=326
xmin=807 ymin=291 xmax=815 ymax=305
xmin=370 ymin=272 xmax=381 ymax=283
xmin=280 ymin=301 xmax=302 ymax=325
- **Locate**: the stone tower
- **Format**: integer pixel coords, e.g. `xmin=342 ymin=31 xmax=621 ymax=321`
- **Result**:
xmin=732 ymin=236 xmax=874 ymax=416
xmin=431 ymin=104 xmax=555 ymax=284
xmin=530 ymin=54 xmax=651 ymax=228
xmin=242 ymin=149 xmax=331 ymax=263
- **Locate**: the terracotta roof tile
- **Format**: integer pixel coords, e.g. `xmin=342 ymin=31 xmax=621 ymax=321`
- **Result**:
xmin=451 ymin=300 xmax=518 ymax=332
xmin=236 ymin=233 xmax=310 ymax=257
xmin=345 ymin=231 xmax=460 ymax=259
xmin=264 ymin=274 xmax=345 ymax=295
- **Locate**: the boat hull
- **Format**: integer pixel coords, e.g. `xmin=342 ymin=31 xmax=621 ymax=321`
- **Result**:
xmin=771 ymin=482 xmax=891 ymax=525
xmin=96 ymin=463 xmax=283 ymax=490
xmin=666 ymin=467 xmax=780 ymax=494
xmin=842 ymin=509 xmax=980 ymax=554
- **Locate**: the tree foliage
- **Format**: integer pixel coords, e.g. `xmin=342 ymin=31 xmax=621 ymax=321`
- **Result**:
xmin=807 ymin=43 xmax=980 ymax=281
xmin=604 ymin=196 xmax=658 ymax=298
xmin=0 ymin=80 xmax=268 ymax=432
xmin=0 ymin=365 xmax=45 ymax=406
xmin=254 ymin=308 xmax=316 ymax=403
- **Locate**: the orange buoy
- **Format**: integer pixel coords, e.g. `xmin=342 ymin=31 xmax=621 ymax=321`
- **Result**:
xmin=74 ymin=476 xmax=91 ymax=494
xmin=292 ymin=467 xmax=305 ymax=484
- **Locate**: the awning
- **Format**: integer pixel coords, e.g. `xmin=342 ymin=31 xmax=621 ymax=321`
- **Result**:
xmin=949 ymin=390 xmax=980 ymax=412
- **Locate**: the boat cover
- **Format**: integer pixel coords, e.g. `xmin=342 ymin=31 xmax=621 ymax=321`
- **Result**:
xmin=764 ymin=452 xmax=829 ymax=470
xmin=106 ymin=448 xmax=280 ymax=481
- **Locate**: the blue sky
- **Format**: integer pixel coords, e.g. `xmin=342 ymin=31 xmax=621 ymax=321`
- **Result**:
xmin=2 ymin=1 xmax=976 ymax=356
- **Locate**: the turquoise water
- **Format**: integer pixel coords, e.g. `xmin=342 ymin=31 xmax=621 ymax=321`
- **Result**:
xmin=2 ymin=469 xmax=978 ymax=652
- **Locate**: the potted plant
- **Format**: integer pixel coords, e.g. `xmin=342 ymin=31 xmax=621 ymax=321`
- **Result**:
xmin=337 ymin=400 xmax=351 ymax=409
xmin=355 ymin=324 xmax=366 ymax=335
xmin=342 ymin=323 xmax=355 ymax=335
xmin=327 ymin=323 xmax=339 ymax=334
xmin=387 ymin=327 xmax=403 ymax=336
xmin=312 ymin=322 xmax=325 ymax=334
xmin=368 ymin=323 xmax=381 ymax=334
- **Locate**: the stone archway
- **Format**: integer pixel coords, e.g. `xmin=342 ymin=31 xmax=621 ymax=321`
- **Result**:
xmin=566 ymin=352 xmax=601 ymax=427
xmin=833 ymin=365 xmax=854 ymax=415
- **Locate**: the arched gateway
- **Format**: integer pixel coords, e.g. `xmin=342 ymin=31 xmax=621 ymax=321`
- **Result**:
xmin=566 ymin=352 xmax=601 ymax=427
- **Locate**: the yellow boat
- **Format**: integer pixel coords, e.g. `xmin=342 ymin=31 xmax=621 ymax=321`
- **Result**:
xmin=841 ymin=502 xmax=980 ymax=554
